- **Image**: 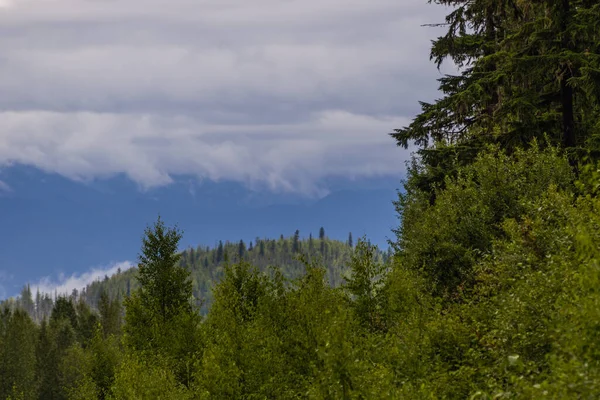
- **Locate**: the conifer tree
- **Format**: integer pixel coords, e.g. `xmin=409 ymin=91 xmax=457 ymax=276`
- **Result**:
xmin=36 ymin=319 xmax=56 ymax=399
xmin=35 ymin=289 xmax=41 ymax=322
xmin=51 ymin=297 xmax=78 ymax=331
xmin=75 ymin=299 xmax=98 ymax=344
xmin=0 ymin=309 xmax=37 ymax=399
xmin=216 ymin=240 xmax=224 ymax=263
xmin=98 ymin=290 xmax=121 ymax=338
xmin=238 ymin=240 xmax=246 ymax=259
xmin=124 ymin=217 xmax=193 ymax=352
xmin=20 ymin=284 xmax=34 ymax=318
xmin=392 ymin=0 xmax=600 ymax=190
xmin=292 ymin=229 xmax=301 ymax=253
xmin=345 ymin=238 xmax=387 ymax=332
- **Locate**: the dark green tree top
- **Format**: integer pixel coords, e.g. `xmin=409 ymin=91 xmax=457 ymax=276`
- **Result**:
xmin=392 ymin=0 xmax=600 ymax=175
xmin=238 ymin=240 xmax=246 ymax=259
xmin=292 ymin=230 xmax=301 ymax=253
xmin=135 ymin=216 xmax=192 ymax=323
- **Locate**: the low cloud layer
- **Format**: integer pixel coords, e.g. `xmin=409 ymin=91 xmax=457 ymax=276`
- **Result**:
xmin=32 ymin=261 xmax=134 ymax=298
xmin=0 ymin=179 xmax=10 ymax=192
xmin=0 ymin=110 xmax=413 ymax=194
xmin=0 ymin=0 xmax=447 ymax=194
xmin=0 ymin=270 xmax=13 ymax=299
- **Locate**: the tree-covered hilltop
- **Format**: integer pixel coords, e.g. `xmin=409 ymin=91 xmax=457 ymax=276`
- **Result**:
xmin=82 ymin=231 xmax=378 ymax=315
xmin=3 ymin=230 xmax=385 ymax=318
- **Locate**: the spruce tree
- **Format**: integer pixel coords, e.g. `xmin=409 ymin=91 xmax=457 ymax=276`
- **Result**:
xmin=345 ymin=238 xmax=387 ymax=332
xmin=216 ymin=240 xmax=224 ymax=263
xmin=392 ymin=0 xmax=600 ymax=192
xmin=124 ymin=216 xmax=193 ymax=352
xmin=292 ymin=230 xmax=301 ymax=253
xmin=20 ymin=284 xmax=34 ymax=318
xmin=0 ymin=309 xmax=37 ymax=399
xmin=98 ymin=290 xmax=121 ymax=338
xmin=238 ymin=240 xmax=246 ymax=260
xmin=51 ymin=297 xmax=78 ymax=331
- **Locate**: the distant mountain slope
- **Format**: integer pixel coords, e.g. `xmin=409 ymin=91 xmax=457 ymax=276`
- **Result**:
xmin=3 ymin=236 xmax=391 ymax=318
xmin=82 ymin=236 xmax=390 ymax=315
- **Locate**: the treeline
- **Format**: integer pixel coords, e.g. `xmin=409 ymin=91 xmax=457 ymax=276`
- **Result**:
xmin=3 ymin=230 xmax=382 ymax=319
xmin=81 ymin=230 xmax=376 ymax=314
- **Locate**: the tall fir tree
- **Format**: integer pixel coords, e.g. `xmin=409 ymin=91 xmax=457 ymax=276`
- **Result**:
xmin=124 ymin=217 xmax=193 ymax=353
xmin=98 ymin=290 xmax=121 ymax=338
xmin=392 ymin=0 xmax=600 ymax=195
xmin=216 ymin=240 xmax=224 ymax=263
xmin=292 ymin=230 xmax=301 ymax=253
xmin=238 ymin=240 xmax=246 ymax=260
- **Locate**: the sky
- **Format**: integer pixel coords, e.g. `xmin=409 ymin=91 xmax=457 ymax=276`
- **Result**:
xmin=0 ymin=0 xmax=449 ymax=298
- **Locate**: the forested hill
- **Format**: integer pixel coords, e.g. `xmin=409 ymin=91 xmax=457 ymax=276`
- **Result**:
xmin=4 ymin=232 xmax=390 ymax=319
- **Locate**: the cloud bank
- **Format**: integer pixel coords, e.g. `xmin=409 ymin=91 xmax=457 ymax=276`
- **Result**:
xmin=0 ymin=179 xmax=10 ymax=192
xmin=0 ymin=0 xmax=447 ymax=194
xmin=32 ymin=261 xmax=134 ymax=298
xmin=0 ymin=270 xmax=12 ymax=299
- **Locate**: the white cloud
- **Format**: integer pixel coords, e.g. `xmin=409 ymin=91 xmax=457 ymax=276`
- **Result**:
xmin=0 ymin=0 xmax=448 ymax=194
xmin=32 ymin=261 xmax=134 ymax=297
xmin=0 ymin=110 xmax=413 ymax=195
xmin=0 ymin=179 xmax=10 ymax=192
xmin=0 ymin=270 xmax=10 ymax=299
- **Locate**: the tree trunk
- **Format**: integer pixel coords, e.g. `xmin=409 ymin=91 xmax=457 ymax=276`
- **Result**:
xmin=560 ymin=0 xmax=576 ymax=149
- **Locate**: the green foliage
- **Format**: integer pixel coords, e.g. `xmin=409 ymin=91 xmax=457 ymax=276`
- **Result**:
xmin=123 ymin=216 xmax=201 ymax=390
xmin=75 ymin=300 xmax=99 ymax=345
xmin=88 ymin=329 xmax=121 ymax=399
xmin=344 ymin=237 xmax=388 ymax=332
xmin=109 ymin=354 xmax=192 ymax=400
xmin=134 ymin=216 xmax=191 ymax=324
xmin=397 ymin=144 xmax=573 ymax=296
xmin=80 ymin=234 xmax=360 ymax=315
xmin=59 ymin=344 xmax=97 ymax=399
xmin=123 ymin=217 xmax=193 ymax=352
xmin=393 ymin=0 xmax=600 ymax=191
xmin=51 ymin=297 xmax=79 ymax=331
xmin=0 ymin=308 xmax=37 ymax=400
xmin=97 ymin=290 xmax=120 ymax=339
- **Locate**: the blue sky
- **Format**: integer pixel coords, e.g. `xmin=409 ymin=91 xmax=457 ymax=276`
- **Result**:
xmin=0 ymin=0 xmax=448 ymax=298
